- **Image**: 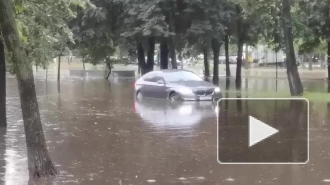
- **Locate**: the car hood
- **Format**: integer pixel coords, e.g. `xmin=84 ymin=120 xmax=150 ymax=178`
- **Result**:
xmin=167 ymin=80 xmax=215 ymax=89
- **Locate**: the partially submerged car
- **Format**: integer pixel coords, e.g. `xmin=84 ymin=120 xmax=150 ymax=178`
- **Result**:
xmin=134 ymin=69 xmax=222 ymax=102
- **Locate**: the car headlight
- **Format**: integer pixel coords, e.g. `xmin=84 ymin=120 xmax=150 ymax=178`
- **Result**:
xmin=178 ymin=87 xmax=194 ymax=95
xmin=214 ymin=87 xmax=221 ymax=93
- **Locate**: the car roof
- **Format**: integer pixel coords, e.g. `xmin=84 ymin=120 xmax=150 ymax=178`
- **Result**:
xmin=158 ymin=69 xmax=193 ymax=73
xmin=141 ymin=69 xmax=195 ymax=78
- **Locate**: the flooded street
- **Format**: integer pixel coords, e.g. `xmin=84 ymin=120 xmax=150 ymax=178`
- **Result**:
xmin=1 ymin=72 xmax=330 ymax=185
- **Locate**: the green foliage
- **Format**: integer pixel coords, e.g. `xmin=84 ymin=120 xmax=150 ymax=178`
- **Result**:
xmin=121 ymin=0 xmax=172 ymax=39
xmin=178 ymin=0 xmax=235 ymax=56
xmin=12 ymin=0 xmax=93 ymax=69
xmin=6 ymin=0 xmax=329 ymax=71
xmin=256 ymin=0 xmax=284 ymax=51
xmin=233 ymin=0 xmax=265 ymax=46
xmin=292 ymin=0 xmax=329 ymax=55
xmin=71 ymin=0 xmax=125 ymax=66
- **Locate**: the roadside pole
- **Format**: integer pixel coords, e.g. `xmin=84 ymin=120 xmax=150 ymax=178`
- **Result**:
xmin=275 ymin=51 xmax=278 ymax=92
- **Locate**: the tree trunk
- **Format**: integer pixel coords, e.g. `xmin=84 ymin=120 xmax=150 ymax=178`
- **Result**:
xmin=157 ymin=49 xmax=160 ymax=67
xmin=57 ymin=81 xmax=60 ymax=93
xmin=212 ymin=39 xmax=221 ymax=85
xmin=203 ymin=46 xmax=210 ymax=77
xmin=328 ymin=41 xmax=330 ymax=80
xmin=282 ymin=0 xmax=303 ymax=95
xmin=178 ymin=51 xmax=183 ymax=69
xmin=160 ymin=39 xmax=169 ymax=69
xmin=236 ymin=39 xmax=243 ymax=86
xmin=0 ymin=39 xmax=6 ymax=127
xmin=136 ymin=40 xmax=148 ymax=75
xmin=168 ymin=3 xmax=177 ymax=69
xmin=244 ymin=44 xmax=249 ymax=69
xmin=146 ymin=37 xmax=155 ymax=73
xmin=57 ymin=56 xmax=61 ymax=81
xmin=226 ymin=78 xmax=231 ymax=90
xmin=169 ymin=41 xmax=177 ymax=69
xmin=236 ymin=5 xmax=243 ymax=86
xmin=105 ymin=64 xmax=112 ymax=80
xmin=46 ymin=68 xmax=48 ymax=81
xmin=0 ymin=0 xmax=58 ymax=177
xmin=82 ymin=61 xmax=85 ymax=71
xmin=0 ymin=127 xmax=6 ymax=184
xmin=308 ymin=55 xmax=313 ymax=70
xmin=224 ymin=35 xmax=231 ymax=77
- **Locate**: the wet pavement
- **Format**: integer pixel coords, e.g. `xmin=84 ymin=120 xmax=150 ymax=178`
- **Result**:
xmin=1 ymin=72 xmax=330 ymax=185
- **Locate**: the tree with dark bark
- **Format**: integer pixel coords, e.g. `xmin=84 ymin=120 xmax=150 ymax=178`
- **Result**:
xmin=135 ymin=38 xmax=156 ymax=75
xmin=282 ymin=0 xmax=304 ymax=95
xmin=0 ymin=127 xmax=5 ymax=184
xmin=233 ymin=1 xmax=262 ymax=85
xmin=212 ymin=38 xmax=222 ymax=84
xmin=168 ymin=7 xmax=177 ymax=69
xmin=160 ymin=40 xmax=169 ymax=69
xmin=169 ymin=40 xmax=177 ymax=69
xmin=235 ymin=6 xmax=244 ymax=85
xmin=136 ymin=40 xmax=147 ymax=73
xmin=0 ymin=0 xmax=58 ymax=177
xmin=160 ymin=0 xmax=191 ymax=69
xmin=70 ymin=0 xmax=123 ymax=76
xmin=235 ymin=4 xmax=243 ymax=85
xmin=121 ymin=0 xmax=173 ymax=72
xmin=136 ymin=37 xmax=155 ymax=75
xmin=183 ymin=0 xmax=233 ymax=80
xmin=57 ymin=55 xmax=61 ymax=82
xmin=54 ymin=44 xmax=68 ymax=82
xmin=203 ymin=46 xmax=210 ymax=77
xmin=0 ymin=39 xmax=6 ymax=127
xmin=146 ymin=37 xmax=155 ymax=72
xmin=224 ymin=35 xmax=231 ymax=77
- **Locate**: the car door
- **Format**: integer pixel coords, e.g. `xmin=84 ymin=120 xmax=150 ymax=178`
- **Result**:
xmin=149 ymin=76 xmax=167 ymax=98
xmin=141 ymin=73 xmax=157 ymax=98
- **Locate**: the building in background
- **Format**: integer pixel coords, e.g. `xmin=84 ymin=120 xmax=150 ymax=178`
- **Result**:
xmin=251 ymin=45 xmax=286 ymax=65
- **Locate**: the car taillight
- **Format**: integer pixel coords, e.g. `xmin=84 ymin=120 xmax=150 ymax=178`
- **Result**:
xmin=133 ymin=83 xmax=136 ymax=87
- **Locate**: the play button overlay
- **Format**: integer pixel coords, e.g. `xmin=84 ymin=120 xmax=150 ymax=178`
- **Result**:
xmin=249 ymin=116 xmax=279 ymax=147
xmin=217 ymin=98 xmax=309 ymax=164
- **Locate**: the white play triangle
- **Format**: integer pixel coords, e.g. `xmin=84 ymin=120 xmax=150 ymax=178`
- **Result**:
xmin=249 ymin=116 xmax=279 ymax=147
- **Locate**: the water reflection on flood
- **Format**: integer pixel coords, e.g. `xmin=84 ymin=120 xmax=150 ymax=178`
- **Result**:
xmin=1 ymin=72 xmax=330 ymax=185
xmin=134 ymin=99 xmax=217 ymax=131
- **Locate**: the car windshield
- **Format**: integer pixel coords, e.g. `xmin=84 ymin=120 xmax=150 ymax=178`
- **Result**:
xmin=163 ymin=71 xmax=203 ymax=83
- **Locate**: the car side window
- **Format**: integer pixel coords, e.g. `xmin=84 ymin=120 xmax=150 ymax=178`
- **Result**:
xmin=143 ymin=73 xmax=156 ymax=82
xmin=144 ymin=74 xmax=164 ymax=83
xmin=150 ymin=76 xmax=164 ymax=83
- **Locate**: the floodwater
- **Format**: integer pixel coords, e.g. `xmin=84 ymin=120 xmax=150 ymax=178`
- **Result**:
xmin=1 ymin=72 xmax=330 ymax=185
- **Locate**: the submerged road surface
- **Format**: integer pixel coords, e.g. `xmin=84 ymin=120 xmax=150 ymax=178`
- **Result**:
xmin=1 ymin=73 xmax=330 ymax=185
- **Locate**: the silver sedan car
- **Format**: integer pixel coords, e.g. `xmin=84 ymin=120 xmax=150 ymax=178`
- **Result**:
xmin=134 ymin=69 xmax=222 ymax=101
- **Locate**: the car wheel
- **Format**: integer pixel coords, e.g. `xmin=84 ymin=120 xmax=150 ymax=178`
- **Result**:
xmin=136 ymin=91 xmax=143 ymax=101
xmin=169 ymin=92 xmax=181 ymax=102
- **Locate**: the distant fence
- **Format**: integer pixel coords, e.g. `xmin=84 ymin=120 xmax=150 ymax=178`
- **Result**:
xmin=69 ymin=70 xmax=135 ymax=78
xmin=112 ymin=70 xmax=135 ymax=78
xmin=69 ymin=70 xmax=106 ymax=77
